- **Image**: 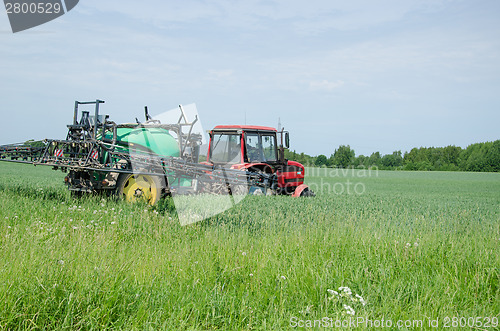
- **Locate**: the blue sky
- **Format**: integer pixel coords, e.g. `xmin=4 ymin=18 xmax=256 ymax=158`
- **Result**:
xmin=1 ymin=0 xmax=499 ymax=156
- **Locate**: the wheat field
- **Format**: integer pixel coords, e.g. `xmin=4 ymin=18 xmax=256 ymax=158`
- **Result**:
xmin=0 ymin=163 xmax=498 ymax=329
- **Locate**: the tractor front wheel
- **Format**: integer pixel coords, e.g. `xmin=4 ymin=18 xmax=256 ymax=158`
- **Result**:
xmin=115 ymin=173 xmax=164 ymax=205
xmin=291 ymin=184 xmax=316 ymax=197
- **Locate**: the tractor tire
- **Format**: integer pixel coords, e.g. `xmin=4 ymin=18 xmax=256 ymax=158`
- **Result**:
xmin=230 ymin=183 xmax=248 ymax=196
xmin=115 ymin=172 xmax=165 ymax=205
xmin=291 ymin=184 xmax=316 ymax=197
xmin=300 ymin=187 xmax=315 ymax=197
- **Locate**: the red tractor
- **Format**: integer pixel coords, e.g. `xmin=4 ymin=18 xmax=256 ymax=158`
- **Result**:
xmin=203 ymin=125 xmax=315 ymax=197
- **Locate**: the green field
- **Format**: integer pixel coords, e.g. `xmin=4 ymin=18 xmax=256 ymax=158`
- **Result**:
xmin=0 ymin=163 xmax=499 ymax=329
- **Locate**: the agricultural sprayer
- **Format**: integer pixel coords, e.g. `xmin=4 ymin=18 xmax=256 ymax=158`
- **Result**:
xmin=0 ymin=100 xmax=314 ymax=205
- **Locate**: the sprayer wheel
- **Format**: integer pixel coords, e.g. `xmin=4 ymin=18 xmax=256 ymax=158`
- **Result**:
xmin=115 ymin=172 xmax=164 ymax=205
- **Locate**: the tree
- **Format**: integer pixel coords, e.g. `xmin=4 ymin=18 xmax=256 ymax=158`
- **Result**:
xmin=404 ymin=148 xmax=418 ymax=165
xmin=353 ymin=155 xmax=368 ymax=168
xmin=381 ymin=151 xmax=402 ymax=169
xmin=443 ymin=145 xmax=461 ymax=166
xmin=393 ymin=150 xmax=403 ymax=167
xmin=315 ymin=154 xmax=328 ymax=167
xmin=459 ymin=142 xmax=490 ymax=172
xmin=327 ymin=154 xmax=335 ymax=167
xmin=369 ymin=152 xmax=381 ymax=168
xmin=333 ymin=145 xmax=355 ymax=168
xmin=485 ymin=140 xmax=500 ymax=172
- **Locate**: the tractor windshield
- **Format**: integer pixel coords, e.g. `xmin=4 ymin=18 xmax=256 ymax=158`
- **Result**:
xmin=245 ymin=132 xmax=277 ymax=163
xmin=210 ymin=133 xmax=242 ymax=164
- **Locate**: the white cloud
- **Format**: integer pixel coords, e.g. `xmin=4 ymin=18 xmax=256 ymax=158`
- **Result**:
xmin=207 ymin=69 xmax=234 ymax=79
xmin=77 ymin=0 xmax=452 ymax=33
xmin=309 ymin=79 xmax=344 ymax=91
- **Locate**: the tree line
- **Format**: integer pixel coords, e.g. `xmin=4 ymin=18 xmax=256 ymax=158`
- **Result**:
xmin=285 ymin=140 xmax=500 ymax=172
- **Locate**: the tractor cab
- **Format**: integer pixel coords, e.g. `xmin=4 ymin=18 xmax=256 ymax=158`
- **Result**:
xmin=206 ymin=125 xmax=313 ymax=196
xmin=207 ymin=125 xmax=282 ymax=166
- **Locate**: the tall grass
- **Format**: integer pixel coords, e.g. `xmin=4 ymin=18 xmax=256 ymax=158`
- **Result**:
xmin=0 ymin=163 xmax=499 ymax=329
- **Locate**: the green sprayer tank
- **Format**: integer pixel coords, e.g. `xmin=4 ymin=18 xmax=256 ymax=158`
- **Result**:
xmin=103 ymin=127 xmax=191 ymax=188
xmin=105 ymin=127 xmax=180 ymax=157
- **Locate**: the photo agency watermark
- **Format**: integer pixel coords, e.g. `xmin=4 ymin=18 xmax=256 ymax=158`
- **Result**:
xmin=290 ymin=316 xmax=499 ymax=329
xmin=306 ymin=167 xmax=379 ymax=195
xmin=3 ymin=0 xmax=79 ymax=33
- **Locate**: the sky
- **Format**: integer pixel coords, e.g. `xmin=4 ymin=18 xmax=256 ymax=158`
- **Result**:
xmin=0 ymin=0 xmax=499 ymax=156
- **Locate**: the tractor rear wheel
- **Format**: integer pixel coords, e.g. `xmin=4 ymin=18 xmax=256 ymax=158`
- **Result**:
xmin=115 ymin=173 xmax=164 ymax=205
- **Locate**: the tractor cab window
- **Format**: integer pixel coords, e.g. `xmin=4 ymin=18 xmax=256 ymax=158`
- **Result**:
xmin=262 ymin=135 xmax=277 ymax=162
xmin=245 ymin=132 xmax=277 ymax=163
xmin=210 ymin=133 xmax=241 ymax=164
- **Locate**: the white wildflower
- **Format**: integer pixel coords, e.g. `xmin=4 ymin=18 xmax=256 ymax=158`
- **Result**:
xmin=414 ymin=242 xmax=419 ymax=247
xmin=281 ymin=275 xmax=286 ymax=280
xmin=327 ymin=289 xmax=339 ymax=296
xmin=343 ymin=304 xmax=355 ymax=315
xmin=242 ymin=252 xmax=247 ymax=256
xmin=339 ymin=286 xmax=352 ymax=296
xmin=111 ymin=221 xmax=116 ymax=225
xmin=355 ymin=294 xmax=367 ymax=306
xmin=249 ymin=273 xmax=253 ymax=277
xmin=299 ymin=305 xmax=313 ymax=315
xmin=405 ymin=243 xmax=411 ymax=248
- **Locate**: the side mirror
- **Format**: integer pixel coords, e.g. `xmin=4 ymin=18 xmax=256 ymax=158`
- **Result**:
xmin=284 ymin=132 xmax=290 ymax=149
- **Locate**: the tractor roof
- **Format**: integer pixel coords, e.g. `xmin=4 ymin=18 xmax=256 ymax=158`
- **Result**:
xmin=213 ymin=125 xmax=277 ymax=132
